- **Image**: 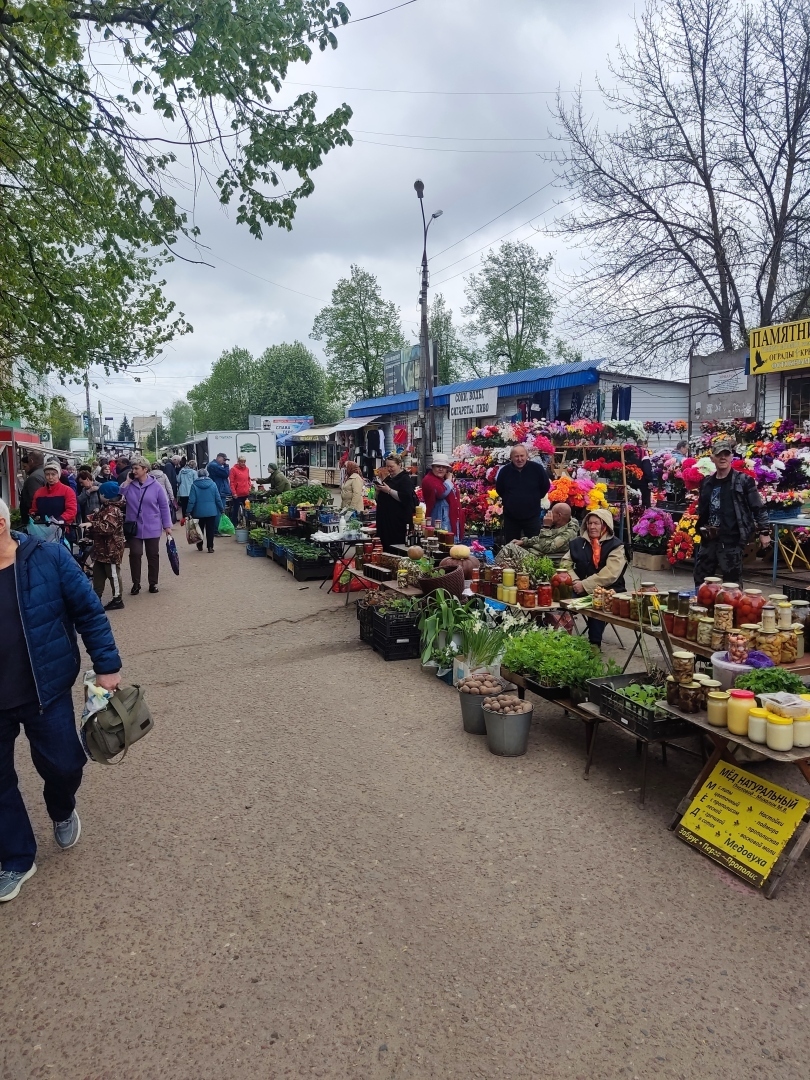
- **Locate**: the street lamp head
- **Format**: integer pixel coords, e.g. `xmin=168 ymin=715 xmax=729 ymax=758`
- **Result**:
xmin=432 ymin=210 xmax=443 ymax=219
xmin=414 ymin=179 xmax=424 ymax=199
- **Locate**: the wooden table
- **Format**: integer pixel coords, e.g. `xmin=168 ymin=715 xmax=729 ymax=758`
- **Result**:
xmin=499 ymin=667 xmax=601 ymax=756
xmin=663 ymin=705 xmax=810 ymax=897
xmin=342 ymin=565 xmax=422 ymax=605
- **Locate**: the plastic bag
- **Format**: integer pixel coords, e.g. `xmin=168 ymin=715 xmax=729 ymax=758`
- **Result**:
xmin=27 ymin=519 xmax=61 ymax=543
xmin=332 ymin=557 xmax=365 ymax=593
xmin=218 ymin=513 xmax=235 ymax=536
xmin=166 ymin=535 xmax=180 ymax=575
xmin=185 ymin=517 xmax=202 ymax=545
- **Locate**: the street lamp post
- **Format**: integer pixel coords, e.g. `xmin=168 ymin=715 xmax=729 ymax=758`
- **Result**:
xmin=414 ymin=179 xmax=442 ymax=482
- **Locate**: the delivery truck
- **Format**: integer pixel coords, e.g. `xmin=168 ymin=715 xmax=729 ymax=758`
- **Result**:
xmin=179 ymin=430 xmax=278 ymax=480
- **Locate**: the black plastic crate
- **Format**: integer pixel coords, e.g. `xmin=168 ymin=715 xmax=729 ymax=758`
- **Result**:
xmin=291 ymin=556 xmax=332 ymax=581
xmin=587 ymin=673 xmax=692 ymax=739
xmin=371 ymin=608 xmax=421 ymax=638
xmin=371 ymin=627 xmax=420 ymax=660
xmin=783 ymin=585 xmax=810 ymax=602
xmin=357 ymin=600 xmax=374 ymax=644
xmin=362 ymin=563 xmax=394 ymax=582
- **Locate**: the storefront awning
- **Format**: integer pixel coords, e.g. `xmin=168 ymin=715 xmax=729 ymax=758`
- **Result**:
xmin=295 ymin=415 xmax=381 ymax=440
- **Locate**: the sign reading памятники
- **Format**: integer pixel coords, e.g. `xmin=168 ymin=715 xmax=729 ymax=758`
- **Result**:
xmin=448 ymin=388 xmax=498 ymax=419
xmin=750 ymin=318 xmax=810 ymax=374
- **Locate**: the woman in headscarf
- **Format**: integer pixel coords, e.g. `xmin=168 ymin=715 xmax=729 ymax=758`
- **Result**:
xmin=421 ymin=453 xmax=461 ymax=536
xmin=559 ymin=508 xmax=627 ymax=648
xmin=373 ymin=454 xmax=417 ymax=552
xmin=340 ymin=460 xmax=366 ymax=513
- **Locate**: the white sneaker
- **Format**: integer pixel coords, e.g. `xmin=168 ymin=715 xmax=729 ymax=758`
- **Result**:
xmin=0 ymin=864 xmax=37 ymax=902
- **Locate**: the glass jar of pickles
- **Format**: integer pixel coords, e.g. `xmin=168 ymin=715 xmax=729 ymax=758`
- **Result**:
xmin=793 ymin=624 xmax=805 ymax=660
xmin=716 ymin=582 xmax=742 ymax=623
xmin=629 ymin=593 xmax=640 ymax=620
xmin=710 ymin=628 xmax=727 ymax=652
xmin=678 ymin=682 xmax=703 ymax=713
xmin=736 ymin=588 xmax=766 ymax=626
xmin=666 ymin=675 xmax=680 ymax=706
xmin=727 ymin=632 xmax=749 ymax=665
xmin=522 ymin=590 xmax=536 ymax=608
xmin=672 ymin=650 xmax=696 ymax=685
xmin=673 ymin=614 xmax=688 ymax=638
xmin=686 ymin=604 xmax=707 ymax=641
xmin=756 ymin=628 xmax=782 ymax=662
xmin=677 ymin=591 xmax=692 ymax=617
xmin=781 ymin=630 xmax=798 ymax=664
xmin=667 ymin=589 xmax=681 ymax=612
xmin=537 ymin=582 xmax=553 ymax=608
xmin=713 ymin=603 xmax=734 ymax=632
xmin=697 ymin=616 xmax=714 ymax=647
xmin=516 ymin=572 xmax=530 ymax=591
xmin=696 ymin=576 xmax=722 ymax=611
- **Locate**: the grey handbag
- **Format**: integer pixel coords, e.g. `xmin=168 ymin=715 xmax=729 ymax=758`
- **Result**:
xmin=82 ymin=684 xmax=153 ymax=764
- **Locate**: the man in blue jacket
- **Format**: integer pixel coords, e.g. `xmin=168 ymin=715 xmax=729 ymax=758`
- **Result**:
xmin=0 ymin=498 xmax=122 ymax=902
xmin=207 ymin=453 xmax=231 ymax=501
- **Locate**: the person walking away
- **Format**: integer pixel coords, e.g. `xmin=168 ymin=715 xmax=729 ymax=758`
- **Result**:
xmin=495 ymin=445 xmax=550 ymax=543
xmin=267 ymin=461 xmax=291 ymax=495
xmin=374 ymin=455 xmax=417 ymax=552
xmin=149 ymin=463 xmax=174 ymax=502
xmin=340 ymin=461 xmax=366 ymax=513
xmin=177 ymin=458 xmax=198 ymax=520
xmin=0 ymin=497 xmax=122 ymax=902
xmin=160 ymin=455 xmax=178 ymax=498
xmin=560 ymin=508 xmax=627 ymax=648
xmin=228 ymin=455 xmax=252 ymax=524
xmin=187 ymin=469 xmax=224 ymax=552
xmin=122 ymin=456 xmax=173 ymax=595
xmin=19 ymin=450 xmax=46 ymax=524
xmin=694 ymin=437 xmax=771 ymax=586
xmin=77 ymin=470 xmax=100 ymax=522
xmin=30 ymin=459 xmax=78 ymax=524
xmin=421 ymin=454 xmax=462 ymax=536
xmin=89 ymin=482 xmax=126 ymax=610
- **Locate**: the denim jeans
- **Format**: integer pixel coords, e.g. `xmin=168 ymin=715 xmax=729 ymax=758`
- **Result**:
xmin=0 ymin=694 xmax=86 ymax=872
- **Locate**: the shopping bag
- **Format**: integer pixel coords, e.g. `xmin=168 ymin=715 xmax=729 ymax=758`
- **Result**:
xmin=166 ymin=535 xmax=180 ymax=575
xmin=331 ymin=557 xmax=365 ymax=593
xmin=27 ymin=518 xmax=61 ymax=543
xmin=185 ymin=517 xmax=203 ymax=545
xmin=218 ymin=513 xmax=235 ymax=536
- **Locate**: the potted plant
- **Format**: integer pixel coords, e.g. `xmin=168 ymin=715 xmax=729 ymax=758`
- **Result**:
xmin=631 ymin=508 xmax=676 ymax=571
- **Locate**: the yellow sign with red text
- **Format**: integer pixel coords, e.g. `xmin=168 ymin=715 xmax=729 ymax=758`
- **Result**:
xmin=676 ymin=762 xmax=809 ymax=887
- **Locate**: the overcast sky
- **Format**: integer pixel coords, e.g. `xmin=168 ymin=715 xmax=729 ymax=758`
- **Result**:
xmin=70 ymin=0 xmax=635 ymax=431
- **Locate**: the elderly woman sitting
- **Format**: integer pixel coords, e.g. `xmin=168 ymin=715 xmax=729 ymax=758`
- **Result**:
xmin=559 ymin=508 xmax=627 ymax=647
xmin=421 ymin=454 xmax=461 ymax=535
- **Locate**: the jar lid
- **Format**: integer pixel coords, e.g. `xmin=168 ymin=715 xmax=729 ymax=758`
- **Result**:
xmin=707 ymin=691 xmax=729 ymax=701
xmin=678 ymin=590 xmax=693 ymax=597
xmin=778 ymin=601 xmax=793 ymax=608
xmin=689 ymin=604 xmax=708 ymax=613
xmin=720 ymin=582 xmax=740 ymax=588
xmin=740 ymin=623 xmax=761 ymax=630
xmin=703 ymin=576 xmax=722 ymax=583
xmin=693 ymin=674 xmax=711 ymax=684
xmin=714 ymin=603 xmax=733 ymax=609
xmin=793 ymin=624 xmax=805 ymax=633
xmin=768 ymin=594 xmax=787 ymax=601
xmin=672 ymin=650 xmax=695 ymax=659
xmin=758 ymin=629 xmax=778 ymax=636
xmin=743 ymin=587 xmax=762 ymax=594
xmin=698 ymin=616 xmax=714 ymax=624
xmin=729 ymin=689 xmax=756 ymax=699
xmin=791 ymin=600 xmax=810 ymax=608
xmin=666 ymin=675 xmax=676 ymax=683
xmin=749 ymin=707 xmax=769 ymax=718
xmin=703 ymin=679 xmax=722 ymax=689
xmin=766 ymin=713 xmax=793 ymax=725
xmin=682 ymin=681 xmax=702 ymax=690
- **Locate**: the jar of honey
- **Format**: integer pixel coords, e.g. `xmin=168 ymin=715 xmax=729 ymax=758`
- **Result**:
xmin=706 ymin=691 xmax=729 ymax=727
xmin=727 ymin=688 xmax=755 ymax=736
xmin=502 ymin=568 xmax=516 ymax=588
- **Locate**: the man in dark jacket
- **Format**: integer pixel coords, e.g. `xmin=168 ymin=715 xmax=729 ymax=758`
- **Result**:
xmin=160 ymin=455 xmax=178 ymax=497
xmin=207 ymin=453 xmax=231 ymax=500
xmin=0 ymin=499 xmax=122 ymax=902
xmin=694 ymin=437 xmax=771 ymax=586
xmin=494 ymin=445 xmax=550 ymax=543
xmin=19 ymin=450 xmax=46 ymax=523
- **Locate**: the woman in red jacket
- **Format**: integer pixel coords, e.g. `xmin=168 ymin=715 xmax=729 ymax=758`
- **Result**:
xmin=228 ymin=455 xmax=252 ymax=524
xmin=421 ymin=454 xmax=462 ymax=538
xmin=30 ymin=460 xmax=78 ymax=524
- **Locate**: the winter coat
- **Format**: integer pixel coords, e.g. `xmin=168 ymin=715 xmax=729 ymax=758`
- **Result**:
xmin=177 ymin=466 xmax=197 ymax=498
xmin=30 ymin=480 xmax=78 ymax=524
xmin=696 ymin=469 xmax=769 ymax=545
xmin=422 ymin=471 xmax=462 ymax=534
xmin=116 ymin=461 xmax=131 ymax=483
xmin=495 ymin=460 xmax=550 ymax=521
xmin=20 ymin=467 xmax=46 ymax=522
xmin=77 ymin=484 xmax=101 ymax=520
xmin=187 ymin=476 xmax=224 ymax=520
xmin=11 ymin=531 xmax=122 ymax=709
xmin=340 ymin=472 xmax=365 ymax=513
xmin=268 ymin=469 xmax=291 ymax=494
xmin=207 ymin=460 xmax=231 ymax=498
xmin=161 ymin=459 xmax=178 ymax=496
xmin=90 ymin=501 xmax=125 ymax=564
xmin=229 ymin=463 xmax=252 ymax=498
xmin=560 ymin=508 xmax=627 ymax=595
xmin=150 ymin=468 xmax=174 ymax=503
xmin=122 ymin=475 xmax=172 ymax=539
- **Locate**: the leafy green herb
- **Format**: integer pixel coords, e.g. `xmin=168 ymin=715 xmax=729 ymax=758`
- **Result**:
xmin=523 ymin=554 xmax=555 ymax=585
xmin=502 ymin=628 xmax=612 ymax=690
xmin=734 ymin=669 xmax=806 ymax=695
xmin=460 ymin=624 xmax=505 ymax=669
xmin=276 ymin=485 xmax=333 ymax=508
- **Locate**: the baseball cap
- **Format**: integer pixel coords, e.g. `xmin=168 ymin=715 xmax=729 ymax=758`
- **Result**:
xmin=712 ymin=436 xmax=735 ymax=454
xmin=98 ymin=481 xmax=120 ymax=500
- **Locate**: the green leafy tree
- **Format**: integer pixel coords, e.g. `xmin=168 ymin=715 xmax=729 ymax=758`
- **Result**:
xmin=1 ymin=1 xmax=353 ymax=419
xmin=117 ymin=416 xmax=134 ymax=442
xmin=145 ymin=424 xmax=167 ymax=453
xmin=188 ymin=348 xmax=257 ymax=430
xmin=462 ymin=242 xmax=555 ymax=375
xmin=254 ymin=343 xmax=339 ymax=424
xmin=428 ymin=294 xmax=462 ymax=385
xmin=163 ymin=401 xmax=195 ymax=444
xmin=49 ymin=397 xmax=79 ymax=451
xmin=311 ymin=265 xmax=406 ymax=402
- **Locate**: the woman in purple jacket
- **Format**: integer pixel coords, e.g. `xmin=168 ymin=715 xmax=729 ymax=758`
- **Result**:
xmin=122 ymin=456 xmax=173 ymax=595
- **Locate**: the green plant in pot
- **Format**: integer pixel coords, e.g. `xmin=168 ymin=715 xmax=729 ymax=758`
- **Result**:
xmin=523 ymin=554 xmax=555 ymax=588
xmin=501 ymin=629 xmax=619 ymax=697
xmin=419 ymin=593 xmax=478 ymax=665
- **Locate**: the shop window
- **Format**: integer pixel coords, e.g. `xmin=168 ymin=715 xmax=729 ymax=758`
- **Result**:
xmin=786 ymin=378 xmax=810 ymax=423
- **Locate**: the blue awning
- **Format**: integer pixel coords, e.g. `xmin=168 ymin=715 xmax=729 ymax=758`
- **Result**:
xmin=347 ymin=359 xmax=606 ymax=417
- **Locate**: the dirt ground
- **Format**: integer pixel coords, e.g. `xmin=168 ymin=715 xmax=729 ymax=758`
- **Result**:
xmin=2 ymin=538 xmax=810 ymax=1080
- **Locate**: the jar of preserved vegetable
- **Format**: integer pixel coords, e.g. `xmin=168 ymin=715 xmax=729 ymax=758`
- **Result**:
xmin=747 ymin=707 xmax=768 ymax=744
xmin=672 ymin=650 xmax=696 ymax=685
xmin=697 ymin=576 xmax=723 ymax=610
xmin=516 ymin=572 xmax=530 ymax=591
xmin=667 ymin=589 xmax=681 ymax=612
xmin=702 ymin=678 xmax=723 ymax=708
xmin=618 ymin=594 xmax=632 ymax=619
xmin=673 ymin=614 xmax=688 ymax=638
xmin=756 ymin=629 xmax=782 ymax=663
xmin=522 ymin=590 xmax=536 ymax=608
xmin=736 ymin=588 xmax=766 ymax=626
xmin=716 ymin=582 xmax=742 ymax=622
xmin=697 ymin=616 xmax=714 ymax=647
xmin=793 ymin=624 xmax=805 ymax=660
xmin=629 ymin=593 xmax=640 ymax=620
xmin=760 ymin=605 xmax=777 ymax=633
xmin=537 ymin=583 xmax=552 ymax=608
xmin=727 ymin=688 xmax=755 ymax=736
xmin=687 ymin=604 xmax=707 ymax=641
xmin=727 ymin=633 xmax=749 ymax=665
xmin=710 ymin=627 xmax=727 ymax=652
xmin=678 ymin=681 xmax=703 ymax=713
xmin=550 ymin=569 xmax=572 ymax=602
xmin=737 ymin=623 xmax=760 ymax=644
xmin=663 ymin=611 xmax=675 ymax=633
xmin=777 ymin=602 xmax=793 ymax=630
xmin=491 ymin=566 xmax=503 ymax=586
xmin=713 ymin=604 xmax=734 ymax=632
xmin=706 ymin=690 xmax=729 ymax=727
xmin=791 ymin=599 xmax=810 ymax=626
xmin=677 ymin=591 xmax=692 ymax=617
xmin=781 ymin=630 xmax=798 ymax=664
xmin=666 ymin=675 xmax=680 ymax=706
xmin=769 ymin=593 xmax=788 ymax=607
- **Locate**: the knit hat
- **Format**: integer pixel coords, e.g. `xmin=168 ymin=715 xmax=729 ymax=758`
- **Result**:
xmin=43 ymin=459 xmax=61 ymax=475
xmin=98 ymin=481 xmax=120 ymax=500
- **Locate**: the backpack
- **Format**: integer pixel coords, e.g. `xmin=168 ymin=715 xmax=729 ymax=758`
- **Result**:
xmin=82 ymin=684 xmax=153 ymax=764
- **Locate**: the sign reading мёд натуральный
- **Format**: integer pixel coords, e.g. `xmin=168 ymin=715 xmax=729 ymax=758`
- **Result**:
xmin=750 ymin=318 xmax=810 ymax=375
xmin=676 ymin=762 xmax=809 ymax=888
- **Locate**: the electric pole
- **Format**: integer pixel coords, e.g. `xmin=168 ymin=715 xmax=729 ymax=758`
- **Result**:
xmin=413 ymin=180 xmax=442 ymax=480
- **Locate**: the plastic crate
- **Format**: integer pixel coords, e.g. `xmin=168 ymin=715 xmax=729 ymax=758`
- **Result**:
xmin=783 ymin=584 xmax=810 ymax=602
xmin=357 ymin=599 xmax=374 ymax=644
xmin=372 ymin=608 xmax=421 ymax=639
xmin=362 ymin=563 xmax=394 ymax=581
xmin=245 ymin=542 xmax=266 ymax=557
xmin=587 ymin=673 xmax=693 ymax=739
xmin=371 ymin=627 xmax=421 ymax=660
xmin=291 ymin=557 xmax=332 ymax=581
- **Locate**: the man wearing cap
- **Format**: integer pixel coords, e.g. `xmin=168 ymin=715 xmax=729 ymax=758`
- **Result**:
xmin=30 ymin=459 xmax=78 ymax=525
xmin=228 ymin=455 xmax=252 ymax=524
xmin=267 ymin=461 xmax=291 ymax=495
xmin=90 ymin=482 xmax=126 ymax=610
xmin=694 ymin=437 xmax=771 ymax=586
xmin=207 ymin=452 xmax=231 ymax=504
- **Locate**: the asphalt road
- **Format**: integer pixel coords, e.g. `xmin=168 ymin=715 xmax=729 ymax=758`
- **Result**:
xmin=2 ymin=538 xmax=810 ymax=1080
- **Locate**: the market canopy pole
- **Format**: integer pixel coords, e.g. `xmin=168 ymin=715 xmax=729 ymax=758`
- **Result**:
xmin=414 ymin=179 xmax=442 ymax=480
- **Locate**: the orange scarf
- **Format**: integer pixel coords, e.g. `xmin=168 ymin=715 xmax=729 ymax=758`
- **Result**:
xmin=590 ymin=536 xmax=602 ymax=568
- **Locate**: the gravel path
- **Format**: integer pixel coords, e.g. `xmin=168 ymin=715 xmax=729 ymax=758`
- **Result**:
xmin=2 ymin=539 xmax=810 ymax=1079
